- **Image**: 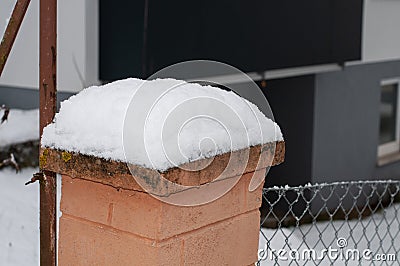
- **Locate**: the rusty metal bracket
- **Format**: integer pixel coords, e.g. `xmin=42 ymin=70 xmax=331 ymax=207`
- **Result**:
xmin=0 ymin=0 xmax=31 ymax=76
xmin=25 ymin=172 xmax=45 ymax=185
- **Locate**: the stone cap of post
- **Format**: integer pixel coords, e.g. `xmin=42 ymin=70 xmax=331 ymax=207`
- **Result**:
xmin=40 ymin=141 xmax=284 ymax=196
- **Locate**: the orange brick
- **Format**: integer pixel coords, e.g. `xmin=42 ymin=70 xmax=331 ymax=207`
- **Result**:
xmin=60 ymin=171 xmax=266 ymax=264
xmin=244 ymin=169 xmax=267 ymax=210
xmin=182 ymin=210 xmax=261 ymax=266
xmin=110 ymin=187 xmax=163 ymax=239
xmin=61 ymin=175 xmax=163 ymax=240
xmin=59 ymin=215 xmax=181 ymax=266
xmin=156 ymin=175 xmax=245 ymax=240
xmin=62 ymin=170 xmax=267 ymax=242
xmin=61 ymin=175 xmax=111 ymax=225
xmin=108 ymin=174 xmax=245 ymax=240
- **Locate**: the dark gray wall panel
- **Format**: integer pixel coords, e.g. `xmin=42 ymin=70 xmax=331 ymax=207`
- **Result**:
xmin=100 ymin=0 xmax=363 ymax=81
xmin=261 ymin=75 xmax=315 ymax=187
xmin=313 ymin=60 xmax=400 ymax=182
xmin=100 ymin=0 xmax=145 ymax=81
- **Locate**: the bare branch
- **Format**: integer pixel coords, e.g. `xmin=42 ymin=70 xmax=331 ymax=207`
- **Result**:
xmin=0 ymin=153 xmax=20 ymax=172
xmin=0 ymin=104 xmax=10 ymax=124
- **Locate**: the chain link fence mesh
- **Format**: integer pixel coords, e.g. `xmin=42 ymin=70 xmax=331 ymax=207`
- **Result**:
xmin=258 ymin=180 xmax=400 ymax=265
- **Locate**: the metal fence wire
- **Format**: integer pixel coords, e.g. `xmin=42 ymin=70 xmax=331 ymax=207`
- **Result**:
xmin=258 ymin=180 xmax=400 ymax=265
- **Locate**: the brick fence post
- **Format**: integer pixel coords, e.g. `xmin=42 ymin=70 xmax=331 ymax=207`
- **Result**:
xmin=41 ymin=142 xmax=284 ymax=265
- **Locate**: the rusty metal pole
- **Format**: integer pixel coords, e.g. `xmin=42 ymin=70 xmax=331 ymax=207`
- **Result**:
xmin=0 ymin=0 xmax=31 ymax=76
xmin=39 ymin=0 xmax=57 ymax=265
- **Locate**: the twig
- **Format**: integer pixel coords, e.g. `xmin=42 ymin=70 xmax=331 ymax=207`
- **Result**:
xmin=0 ymin=153 xmax=20 ymax=172
xmin=0 ymin=104 xmax=10 ymax=124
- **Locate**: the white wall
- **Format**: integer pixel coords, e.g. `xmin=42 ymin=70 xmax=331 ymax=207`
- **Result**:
xmin=0 ymin=0 xmax=99 ymax=93
xmin=363 ymin=0 xmax=400 ymax=63
xmin=0 ymin=1 xmax=15 ymax=39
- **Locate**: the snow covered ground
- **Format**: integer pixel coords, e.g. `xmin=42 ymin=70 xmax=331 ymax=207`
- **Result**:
xmin=0 ymin=109 xmax=39 ymax=147
xmin=0 ymin=168 xmax=39 ymax=265
xmin=0 ymin=168 xmax=61 ymax=266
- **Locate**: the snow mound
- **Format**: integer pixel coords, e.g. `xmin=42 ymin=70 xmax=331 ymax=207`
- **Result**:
xmin=0 ymin=109 xmax=39 ymax=147
xmin=41 ymin=78 xmax=283 ymax=171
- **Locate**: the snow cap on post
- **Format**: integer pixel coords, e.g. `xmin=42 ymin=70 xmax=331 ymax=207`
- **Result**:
xmin=41 ymin=78 xmax=284 ymax=206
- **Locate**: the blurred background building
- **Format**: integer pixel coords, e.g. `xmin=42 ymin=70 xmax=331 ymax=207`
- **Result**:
xmin=1 ymin=0 xmax=400 ymax=186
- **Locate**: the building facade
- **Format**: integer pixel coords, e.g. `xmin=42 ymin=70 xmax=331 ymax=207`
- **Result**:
xmin=1 ymin=0 xmax=400 ymax=184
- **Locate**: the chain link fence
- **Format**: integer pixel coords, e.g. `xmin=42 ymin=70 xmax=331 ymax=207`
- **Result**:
xmin=258 ymin=180 xmax=400 ymax=265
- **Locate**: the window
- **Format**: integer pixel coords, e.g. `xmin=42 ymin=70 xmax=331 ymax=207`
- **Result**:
xmin=378 ymin=78 xmax=400 ymax=158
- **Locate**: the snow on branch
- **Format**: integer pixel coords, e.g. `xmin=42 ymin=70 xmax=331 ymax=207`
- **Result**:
xmin=0 ymin=105 xmax=21 ymax=172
